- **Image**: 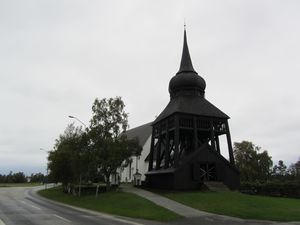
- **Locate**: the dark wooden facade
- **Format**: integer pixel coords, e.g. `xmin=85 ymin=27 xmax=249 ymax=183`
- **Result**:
xmin=145 ymin=29 xmax=240 ymax=190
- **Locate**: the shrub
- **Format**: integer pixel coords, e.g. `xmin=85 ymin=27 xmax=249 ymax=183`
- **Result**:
xmin=240 ymin=181 xmax=300 ymax=198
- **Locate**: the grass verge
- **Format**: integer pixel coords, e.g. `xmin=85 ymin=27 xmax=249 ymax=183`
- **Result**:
xmin=162 ymin=190 xmax=300 ymax=221
xmin=0 ymin=182 xmax=41 ymax=187
xmin=38 ymin=186 xmax=180 ymax=222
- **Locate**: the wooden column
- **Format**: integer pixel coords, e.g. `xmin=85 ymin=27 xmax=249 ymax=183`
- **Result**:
xmin=193 ymin=117 xmax=198 ymax=151
xmin=215 ymin=135 xmax=220 ymax=154
xmin=174 ymin=115 xmax=180 ymax=168
xmin=164 ymin=121 xmax=170 ymax=169
xmin=148 ymin=126 xmax=155 ymax=171
xmin=155 ymin=125 xmax=162 ymax=170
xmin=225 ymin=120 xmax=235 ymax=165
xmin=209 ymin=119 xmax=216 ymax=151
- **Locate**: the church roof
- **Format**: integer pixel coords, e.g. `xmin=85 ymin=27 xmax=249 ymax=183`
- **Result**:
xmin=124 ymin=122 xmax=152 ymax=147
xmin=154 ymin=95 xmax=229 ymax=123
xmin=154 ymin=27 xmax=229 ymax=124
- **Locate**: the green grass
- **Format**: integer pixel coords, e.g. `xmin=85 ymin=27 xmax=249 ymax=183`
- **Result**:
xmin=162 ymin=190 xmax=300 ymax=221
xmin=38 ymin=187 xmax=180 ymax=221
xmin=0 ymin=182 xmax=42 ymax=187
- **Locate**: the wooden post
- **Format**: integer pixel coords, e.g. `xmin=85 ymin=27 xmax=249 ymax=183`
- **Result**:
xmin=156 ymin=125 xmax=162 ymax=170
xmin=174 ymin=115 xmax=180 ymax=167
xmin=225 ymin=121 xmax=235 ymax=165
xmin=193 ymin=117 xmax=198 ymax=151
xmin=148 ymin=126 xmax=155 ymax=171
xmin=215 ymin=135 xmax=220 ymax=154
xmin=209 ymin=119 xmax=216 ymax=151
xmin=164 ymin=121 xmax=170 ymax=169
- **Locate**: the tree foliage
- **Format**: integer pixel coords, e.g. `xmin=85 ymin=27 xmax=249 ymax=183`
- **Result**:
xmin=30 ymin=173 xmax=45 ymax=183
xmin=89 ymin=97 xmax=141 ymax=189
xmin=271 ymin=159 xmax=300 ymax=181
xmin=0 ymin=171 xmax=27 ymax=183
xmin=48 ymin=124 xmax=89 ymax=188
xmin=234 ymin=141 xmax=273 ymax=182
xmin=47 ymin=97 xmax=141 ymax=192
xmin=272 ymin=160 xmax=287 ymax=176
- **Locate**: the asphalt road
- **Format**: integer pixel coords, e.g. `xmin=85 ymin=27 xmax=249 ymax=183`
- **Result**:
xmin=0 ymin=186 xmax=160 ymax=225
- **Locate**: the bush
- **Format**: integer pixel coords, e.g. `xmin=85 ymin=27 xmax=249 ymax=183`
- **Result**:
xmin=240 ymin=181 xmax=300 ymax=198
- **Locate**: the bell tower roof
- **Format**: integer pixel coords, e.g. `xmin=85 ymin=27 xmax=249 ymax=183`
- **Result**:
xmin=154 ymin=27 xmax=229 ymax=124
xmin=177 ymin=28 xmax=196 ymax=74
xmin=169 ymin=28 xmax=206 ymax=98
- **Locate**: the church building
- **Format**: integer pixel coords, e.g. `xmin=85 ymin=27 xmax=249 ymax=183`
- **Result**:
xmin=120 ymin=28 xmax=240 ymax=190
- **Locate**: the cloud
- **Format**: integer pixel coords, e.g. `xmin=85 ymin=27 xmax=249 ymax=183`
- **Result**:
xmin=0 ymin=0 xmax=299 ymax=174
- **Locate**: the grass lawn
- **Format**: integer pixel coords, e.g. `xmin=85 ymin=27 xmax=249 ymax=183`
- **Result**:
xmin=162 ymin=190 xmax=300 ymax=221
xmin=38 ymin=187 xmax=180 ymax=222
xmin=0 ymin=182 xmax=42 ymax=187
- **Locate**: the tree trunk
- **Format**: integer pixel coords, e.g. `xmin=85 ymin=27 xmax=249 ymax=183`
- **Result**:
xmin=105 ymin=174 xmax=110 ymax=191
xmin=78 ymin=173 xmax=82 ymax=197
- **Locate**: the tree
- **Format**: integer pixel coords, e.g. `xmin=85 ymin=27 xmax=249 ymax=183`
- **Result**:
xmin=295 ymin=158 xmax=300 ymax=176
xmin=89 ymin=97 xmax=141 ymax=189
xmin=286 ymin=158 xmax=300 ymax=180
xmin=0 ymin=171 xmax=27 ymax=183
xmin=48 ymin=124 xmax=89 ymax=191
xmin=234 ymin=141 xmax=273 ymax=182
xmin=30 ymin=173 xmax=44 ymax=183
xmin=272 ymin=160 xmax=287 ymax=177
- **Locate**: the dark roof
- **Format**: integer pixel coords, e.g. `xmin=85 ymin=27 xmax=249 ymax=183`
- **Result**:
xmin=154 ymin=95 xmax=229 ymax=124
xmin=169 ymin=28 xmax=206 ymax=98
xmin=177 ymin=28 xmax=196 ymax=74
xmin=124 ymin=122 xmax=152 ymax=146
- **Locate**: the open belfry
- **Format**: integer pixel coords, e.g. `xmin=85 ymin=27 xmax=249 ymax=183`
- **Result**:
xmin=145 ymin=28 xmax=240 ymax=190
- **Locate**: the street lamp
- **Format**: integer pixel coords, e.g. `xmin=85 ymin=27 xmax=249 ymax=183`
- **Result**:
xmin=68 ymin=115 xmax=87 ymax=197
xmin=68 ymin=115 xmax=87 ymax=128
xmin=40 ymin=148 xmax=49 ymax=189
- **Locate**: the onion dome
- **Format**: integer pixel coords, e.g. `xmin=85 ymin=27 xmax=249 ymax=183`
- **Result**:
xmin=169 ymin=28 xmax=206 ymax=98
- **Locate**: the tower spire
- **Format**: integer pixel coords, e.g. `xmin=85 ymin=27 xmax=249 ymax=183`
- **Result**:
xmin=177 ymin=25 xmax=196 ymax=74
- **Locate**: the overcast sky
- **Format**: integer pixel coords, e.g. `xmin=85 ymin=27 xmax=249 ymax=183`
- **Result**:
xmin=1 ymin=0 xmax=300 ymax=175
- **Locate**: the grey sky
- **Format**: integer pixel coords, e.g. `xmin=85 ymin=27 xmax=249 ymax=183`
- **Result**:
xmin=0 ymin=0 xmax=299 ymax=175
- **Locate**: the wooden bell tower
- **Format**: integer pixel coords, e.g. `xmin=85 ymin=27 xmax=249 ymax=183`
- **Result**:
xmin=145 ymin=28 xmax=239 ymax=190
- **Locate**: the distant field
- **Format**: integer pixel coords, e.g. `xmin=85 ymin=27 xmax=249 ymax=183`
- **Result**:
xmin=0 ymin=182 xmax=42 ymax=187
xmin=38 ymin=186 xmax=180 ymax=221
xmin=162 ymin=190 xmax=300 ymax=221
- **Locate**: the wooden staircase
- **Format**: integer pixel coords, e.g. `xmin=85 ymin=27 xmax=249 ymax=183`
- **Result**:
xmin=204 ymin=181 xmax=230 ymax=192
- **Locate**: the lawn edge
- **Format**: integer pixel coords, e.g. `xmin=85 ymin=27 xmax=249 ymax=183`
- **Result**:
xmin=36 ymin=187 xmax=180 ymax=223
xmin=158 ymin=190 xmax=300 ymax=223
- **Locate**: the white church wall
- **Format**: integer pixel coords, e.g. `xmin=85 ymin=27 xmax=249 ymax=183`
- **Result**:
xmin=119 ymin=135 xmax=151 ymax=183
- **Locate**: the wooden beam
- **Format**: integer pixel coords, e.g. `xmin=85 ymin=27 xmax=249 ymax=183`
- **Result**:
xmin=209 ymin=119 xmax=216 ymax=151
xmin=155 ymin=125 xmax=162 ymax=170
xmin=193 ymin=117 xmax=198 ymax=151
xmin=148 ymin=127 xmax=155 ymax=171
xmin=215 ymin=135 xmax=220 ymax=154
xmin=174 ymin=115 xmax=180 ymax=167
xmin=225 ymin=120 xmax=235 ymax=165
xmin=164 ymin=120 xmax=170 ymax=169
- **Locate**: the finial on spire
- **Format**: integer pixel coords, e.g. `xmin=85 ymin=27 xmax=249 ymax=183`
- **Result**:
xmin=184 ymin=18 xmax=186 ymax=30
xmin=177 ymin=25 xmax=196 ymax=74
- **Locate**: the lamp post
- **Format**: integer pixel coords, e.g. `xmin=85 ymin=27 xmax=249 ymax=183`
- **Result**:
xmin=40 ymin=148 xmax=49 ymax=189
xmin=68 ymin=115 xmax=87 ymax=128
xmin=68 ymin=115 xmax=87 ymax=197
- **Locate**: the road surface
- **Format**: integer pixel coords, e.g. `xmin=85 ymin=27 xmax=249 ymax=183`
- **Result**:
xmin=0 ymin=186 xmax=159 ymax=225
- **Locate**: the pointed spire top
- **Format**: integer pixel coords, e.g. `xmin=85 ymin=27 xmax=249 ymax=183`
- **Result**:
xmin=177 ymin=25 xmax=197 ymax=74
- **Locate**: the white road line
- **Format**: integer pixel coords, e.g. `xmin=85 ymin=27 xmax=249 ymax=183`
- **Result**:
xmin=20 ymin=200 xmax=41 ymax=210
xmin=0 ymin=218 xmax=6 ymax=225
xmin=95 ymin=214 xmax=143 ymax=225
xmin=53 ymin=214 xmax=71 ymax=223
